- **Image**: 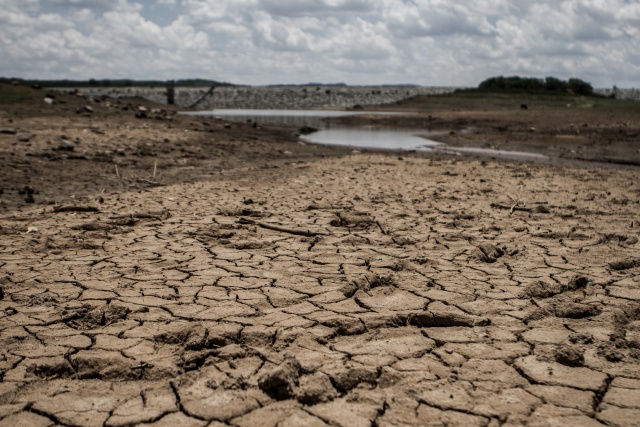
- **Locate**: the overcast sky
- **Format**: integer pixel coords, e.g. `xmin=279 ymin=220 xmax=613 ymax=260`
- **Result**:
xmin=1 ymin=0 xmax=638 ymax=87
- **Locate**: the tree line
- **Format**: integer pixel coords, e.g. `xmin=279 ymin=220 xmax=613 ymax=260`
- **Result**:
xmin=476 ymin=76 xmax=594 ymax=96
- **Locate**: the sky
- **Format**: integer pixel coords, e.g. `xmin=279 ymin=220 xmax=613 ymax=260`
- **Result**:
xmin=1 ymin=0 xmax=638 ymax=87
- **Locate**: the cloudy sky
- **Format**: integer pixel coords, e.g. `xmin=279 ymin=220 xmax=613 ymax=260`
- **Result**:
xmin=1 ymin=0 xmax=638 ymax=87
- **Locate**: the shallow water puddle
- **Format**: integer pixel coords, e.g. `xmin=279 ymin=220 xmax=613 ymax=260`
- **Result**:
xmin=184 ymin=109 xmax=443 ymax=150
xmin=184 ymin=109 xmax=548 ymax=159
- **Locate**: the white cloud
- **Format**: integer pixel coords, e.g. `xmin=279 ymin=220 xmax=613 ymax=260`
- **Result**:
xmin=0 ymin=0 xmax=638 ymax=87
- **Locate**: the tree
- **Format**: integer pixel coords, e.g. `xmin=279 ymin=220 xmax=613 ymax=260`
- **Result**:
xmin=477 ymin=75 xmax=595 ymax=96
xmin=544 ymin=77 xmax=568 ymax=92
xmin=568 ymin=78 xmax=593 ymax=96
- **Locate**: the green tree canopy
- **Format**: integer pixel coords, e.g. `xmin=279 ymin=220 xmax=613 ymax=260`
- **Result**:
xmin=478 ymin=75 xmax=593 ymax=95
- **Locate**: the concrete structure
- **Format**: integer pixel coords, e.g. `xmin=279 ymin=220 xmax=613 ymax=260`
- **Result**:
xmin=51 ymin=85 xmax=460 ymax=110
xmin=51 ymin=85 xmax=640 ymax=109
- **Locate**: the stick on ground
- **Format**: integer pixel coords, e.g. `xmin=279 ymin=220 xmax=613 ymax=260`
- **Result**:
xmin=238 ymin=217 xmax=326 ymax=237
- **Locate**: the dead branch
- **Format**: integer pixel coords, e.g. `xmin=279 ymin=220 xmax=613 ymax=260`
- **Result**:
xmin=53 ymin=206 xmax=99 ymax=213
xmin=238 ymin=217 xmax=326 ymax=237
xmin=505 ymin=185 xmax=525 ymax=214
xmin=490 ymin=203 xmax=533 ymax=212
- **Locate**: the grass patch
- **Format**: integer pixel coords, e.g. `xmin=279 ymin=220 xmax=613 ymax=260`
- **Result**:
xmin=386 ymin=91 xmax=640 ymax=113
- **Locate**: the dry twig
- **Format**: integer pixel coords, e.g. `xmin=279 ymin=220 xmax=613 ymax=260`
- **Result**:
xmin=238 ymin=217 xmax=326 ymax=237
xmin=504 ymin=185 xmax=524 ymax=214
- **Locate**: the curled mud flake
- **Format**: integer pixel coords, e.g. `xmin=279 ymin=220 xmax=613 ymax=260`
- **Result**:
xmin=472 ymin=244 xmax=504 ymax=263
xmin=53 ymin=205 xmax=99 ymax=213
xmin=599 ymin=344 xmax=625 ymax=363
xmin=258 ymin=356 xmax=301 ymax=400
xmin=553 ymin=303 xmax=602 ymax=319
xmin=191 ymin=226 xmax=236 ymax=244
xmin=533 ymin=204 xmax=551 ymax=214
xmin=391 ymin=236 xmax=416 ymax=246
xmin=16 ymin=292 xmax=60 ymax=307
xmin=524 ymin=308 xmax=552 ymax=323
xmin=569 ymin=333 xmax=594 ymax=345
xmin=180 ymin=350 xmax=218 ymax=372
xmin=596 ymin=233 xmax=639 ymax=246
xmin=567 ymin=276 xmax=591 ymax=290
xmin=405 ymin=311 xmax=489 ymax=328
xmin=154 ymin=324 xmax=207 ymax=351
xmin=608 ymin=259 xmax=640 ymax=271
xmin=330 ymin=211 xmax=376 ymax=229
xmin=411 ymin=256 xmax=433 ymax=266
xmin=110 ymin=217 xmax=138 ymax=227
xmin=296 ymin=372 xmax=338 ymax=405
xmin=70 ymin=350 xmax=144 ymax=380
xmin=341 ymin=280 xmax=366 ymax=298
xmin=70 ymin=221 xmax=116 ymax=231
xmin=218 ymin=207 xmax=266 ymax=218
xmin=389 ymin=260 xmax=409 ymax=272
xmin=233 ymin=240 xmax=271 ymax=250
xmin=65 ymin=304 xmax=130 ymax=330
xmin=526 ymin=276 xmax=593 ymax=299
xmin=26 ymin=357 xmax=76 ymax=379
xmin=323 ymin=362 xmax=378 ymax=393
xmin=524 ymin=280 xmax=564 ymax=298
xmin=367 ymin=274 xmax=397 ymax=289
xmin=555 ymin=346 xmax=585 ymax=367
xmin=315 ymin=313 xmax=366 ymax=336
xmin=111 ymin=210 xmax=171 ymax=222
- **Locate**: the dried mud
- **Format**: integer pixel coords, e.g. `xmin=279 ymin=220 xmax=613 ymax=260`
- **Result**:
xmin=1 ymin=89 xmax=640 ymax=426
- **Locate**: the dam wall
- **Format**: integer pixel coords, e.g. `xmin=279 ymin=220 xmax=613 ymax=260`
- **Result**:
xmin=50 ymin=85 xmax=640 ymax=109
xmin=50 ymin=85 xmax=459 ymax=110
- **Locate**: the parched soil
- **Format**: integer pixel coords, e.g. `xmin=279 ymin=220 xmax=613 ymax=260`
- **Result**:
xmin=1 ymin=87 xmax=640 ymax=426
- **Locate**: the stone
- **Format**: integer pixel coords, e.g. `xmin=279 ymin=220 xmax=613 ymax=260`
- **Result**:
xmin=258 ymin=357 xmax=301 ymax=400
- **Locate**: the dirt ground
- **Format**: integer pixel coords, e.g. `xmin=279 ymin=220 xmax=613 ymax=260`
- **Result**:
xmin=1 ymin=86 xmax=640 ymax=426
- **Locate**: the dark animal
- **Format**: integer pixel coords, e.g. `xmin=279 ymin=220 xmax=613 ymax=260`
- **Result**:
xmin=520 ymin=104 xmax=528 ymax=110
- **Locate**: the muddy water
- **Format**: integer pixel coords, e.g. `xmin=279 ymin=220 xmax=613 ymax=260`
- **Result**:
xmin=184 ymin=109 xmax=444 ymax=150
xmin=184 ymin=109 xmax=552 ymax=158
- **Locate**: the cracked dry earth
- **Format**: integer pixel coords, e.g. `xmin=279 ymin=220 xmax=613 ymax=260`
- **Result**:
xmin=1 ymin=154 xmax=640 ymax=427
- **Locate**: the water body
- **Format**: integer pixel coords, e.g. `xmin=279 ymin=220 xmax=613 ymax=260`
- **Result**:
xmin=184 ymin=109 xmax=552 ymax=161
xmin=181 ymin=109 xmax=640 ymax=169
xmin=184 ymin=109 xmax=444 ymax=151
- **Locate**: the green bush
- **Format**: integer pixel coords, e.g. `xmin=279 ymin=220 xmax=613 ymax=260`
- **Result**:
xmin=477 ymin=75 xmax=593 ymax=96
